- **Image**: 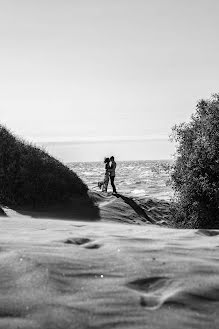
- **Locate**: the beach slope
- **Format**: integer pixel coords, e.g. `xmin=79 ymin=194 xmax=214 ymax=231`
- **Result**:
xmin=0 ymin=211 xmax=218 ymax=329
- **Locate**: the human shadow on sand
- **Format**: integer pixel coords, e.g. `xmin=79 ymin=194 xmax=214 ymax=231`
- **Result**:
xmin=114 ymin=193 xmax=155 ymax=224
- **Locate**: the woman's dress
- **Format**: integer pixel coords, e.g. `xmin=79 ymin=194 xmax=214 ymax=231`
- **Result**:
xmin=98 ymin=163 xmax=110 ymax=192
xmin=102 ymin=165 xmax=110 ymax=192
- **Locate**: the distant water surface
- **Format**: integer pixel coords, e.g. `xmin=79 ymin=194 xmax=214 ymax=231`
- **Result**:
xmin=69 ymin=160 xmax=173 ymax=200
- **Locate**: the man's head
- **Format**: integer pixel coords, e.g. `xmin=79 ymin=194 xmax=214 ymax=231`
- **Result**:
xmin=110 ymin=156 xmax=114 ymax=161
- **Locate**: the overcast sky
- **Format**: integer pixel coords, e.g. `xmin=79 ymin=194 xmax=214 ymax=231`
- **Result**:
xmin=1 ymin=0 xmax=219 ymax=161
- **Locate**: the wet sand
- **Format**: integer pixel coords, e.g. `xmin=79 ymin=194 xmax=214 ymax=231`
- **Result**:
xmin=0 ymin=208 xmax=219 ymax=329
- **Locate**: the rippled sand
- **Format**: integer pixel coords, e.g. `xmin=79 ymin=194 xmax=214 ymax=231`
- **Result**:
xmin=0 ymin=209 xmax=219 ymax=329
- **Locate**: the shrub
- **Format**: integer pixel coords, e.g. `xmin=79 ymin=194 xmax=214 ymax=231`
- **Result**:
xmin=0 ymin=125 xmax=89 ymax=209
xmin=170 ymin=94 xmax=219 ymax=228
xmin=0 ymin=206 xmax=6 ymax=216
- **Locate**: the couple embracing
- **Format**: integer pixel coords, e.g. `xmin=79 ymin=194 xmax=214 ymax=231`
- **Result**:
xmin=98 ymin=156 xmax=117 ymax=194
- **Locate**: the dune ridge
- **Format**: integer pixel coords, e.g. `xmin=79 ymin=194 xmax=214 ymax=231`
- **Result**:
xmin=2 ymin=191 xmax=171 ymax=225
xmin=89 ymin=191 xmax=171 ymax=226
xmin=0 ymin=126 xmax=99 ymax=220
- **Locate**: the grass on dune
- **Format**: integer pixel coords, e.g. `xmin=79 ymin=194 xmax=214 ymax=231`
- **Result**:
xmin=0 ymin=125 xmax=90 ymax=209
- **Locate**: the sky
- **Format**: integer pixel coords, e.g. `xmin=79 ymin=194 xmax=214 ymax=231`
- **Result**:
xmin=1 ymin=0 xmax=219 ymax=162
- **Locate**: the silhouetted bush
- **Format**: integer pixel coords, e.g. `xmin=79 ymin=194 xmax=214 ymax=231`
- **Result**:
xmin=171 ymin=94 xmax=219 ymax=228
xmin=0 ymin=206 xmax=6 ymax=216
xmin=0 ymin=125 xmax=89 ymax=208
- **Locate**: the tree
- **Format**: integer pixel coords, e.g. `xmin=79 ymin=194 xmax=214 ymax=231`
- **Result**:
xmin=171 ymin=94 xmax=219 ymax=228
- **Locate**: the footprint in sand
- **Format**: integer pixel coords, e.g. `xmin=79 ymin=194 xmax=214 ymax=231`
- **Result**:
xmin=196 ymin=229 xmax=219 ymax=237
xmin=84 ymin=243 xmax=101 ymax=249
xmin=71 ymin=225 xmax=86 ymax=228
xmin=127 ymin=276 xmax=180 ymax=310
xmin=64 ymin=237 xmax=91 ymax=245
xmin=64 ymin=237 xmax=102 ymax=249
xmin=127 ymin=275 xmax=219 ymax=310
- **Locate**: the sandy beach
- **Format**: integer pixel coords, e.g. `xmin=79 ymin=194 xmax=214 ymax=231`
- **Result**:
xmin=0 ymin=193 xmax=219 ymax=329
xmin=2 ymin=0 xmax=219 ymax=327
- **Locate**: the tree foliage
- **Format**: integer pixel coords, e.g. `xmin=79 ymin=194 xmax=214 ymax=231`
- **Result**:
xmin=0 ymin=125 xmax=89 ymax=208
xmin=171 ymin=94 xmax=219 ymax=228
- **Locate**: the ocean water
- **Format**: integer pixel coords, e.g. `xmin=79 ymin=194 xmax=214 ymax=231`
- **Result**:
xmin=69 ymin=160 xmax=173 ymax=200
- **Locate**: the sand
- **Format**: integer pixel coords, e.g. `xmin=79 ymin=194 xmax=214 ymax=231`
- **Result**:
xmin=0 ymin=194 xmax=219 ymax=329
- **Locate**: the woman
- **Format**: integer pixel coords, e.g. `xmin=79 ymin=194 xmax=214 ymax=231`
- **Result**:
xmin=98 ymin=157 xmax=110 ymax=192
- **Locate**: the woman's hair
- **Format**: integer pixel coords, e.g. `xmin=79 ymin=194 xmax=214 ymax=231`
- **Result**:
xmin=104 ymin=157 xmax=110 ymax=163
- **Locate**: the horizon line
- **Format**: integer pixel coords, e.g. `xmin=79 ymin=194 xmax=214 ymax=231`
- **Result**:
xmin=33 ymin=135 xmax=170 ymax=145
xmin=66 ymin=158 xmax=174 ymax=163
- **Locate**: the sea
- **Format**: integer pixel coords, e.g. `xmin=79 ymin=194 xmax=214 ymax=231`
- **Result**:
xmin=69 ymin=160 xmax=173 ymax=201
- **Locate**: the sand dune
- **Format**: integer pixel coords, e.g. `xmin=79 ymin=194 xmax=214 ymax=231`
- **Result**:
xmin=2 ymin=191 xmax=170 ymax=224
xmin=0 ymin=206 xmax=219 ymax=329
xmin=90 ymin=191 xmax=171 ymax=226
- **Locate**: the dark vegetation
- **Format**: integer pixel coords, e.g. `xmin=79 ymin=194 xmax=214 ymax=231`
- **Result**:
xmin=171 ymin=94 xmax=219 ymax=228
xmin=0 ymin=125 xmax=99 ymax=218
xmin=0 ymin=206 xmax=6 ymax=217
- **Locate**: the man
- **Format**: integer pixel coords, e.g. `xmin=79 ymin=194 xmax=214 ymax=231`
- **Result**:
xmin=109 ymin=156 xmax=117 ymax=194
